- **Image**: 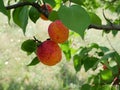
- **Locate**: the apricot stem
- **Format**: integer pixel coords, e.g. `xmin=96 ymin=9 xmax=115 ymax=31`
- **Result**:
xmin=33 ymin=36 xmax=42 ymax=47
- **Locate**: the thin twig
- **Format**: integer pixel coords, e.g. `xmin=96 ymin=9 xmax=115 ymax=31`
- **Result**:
xmin=106 ymin=35 xmax=116 ymax=51
xmin=106 ymin=35 xmax=120 ymax=86
xmin=103 ymin=10 xmax=113 ymax=26
xmin=111 ymin=77 xmax=118 ymax=86
xmin=33 ymin=36 xmax=41 ymax=43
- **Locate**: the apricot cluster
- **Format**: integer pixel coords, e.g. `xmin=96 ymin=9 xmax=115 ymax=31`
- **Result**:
xmin=36 ymin=20 xmax=69 ymax=66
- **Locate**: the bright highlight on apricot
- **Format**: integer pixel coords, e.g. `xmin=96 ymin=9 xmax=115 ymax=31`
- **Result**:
xmin=36 ymin=40 xmax=62 ymax=66
xmin=48 ymin=20 xmax=69 ymax=43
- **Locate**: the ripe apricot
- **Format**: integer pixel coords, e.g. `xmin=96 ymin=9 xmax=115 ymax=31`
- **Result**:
xmin=40 ymin=4 xmax=52 ymax=20
xmin=36 ymin=40 xmax=62 ymax=66
xmin=48 ymin=20 xmax=69 ymax=43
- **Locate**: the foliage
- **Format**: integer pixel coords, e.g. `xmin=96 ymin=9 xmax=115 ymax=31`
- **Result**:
xmin=0 ymin=0 xmax=120 ymax=89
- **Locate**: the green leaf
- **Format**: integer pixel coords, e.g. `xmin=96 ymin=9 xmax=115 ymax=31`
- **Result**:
xmin=88 ymin=12 xmax=102 ymax=25
xmin=29 ymin=7 xmax=40 ymax=23
xmin=112 ymin=30 xmax=118 ymax=37
xmin=100 ymin=69 xmax=113 ymax=81
xmin=79 ymin=47 xmax=91 ymax=56
xmin=111 ymin=86 xmax=117 ymax=90
xmin=93 ymin=75 xmax=101 ymax=85
xmin=12 ymin=6 xmax=29 ymax=34
xmin=98 ymin=85 xmax=111 ymax=90
xmin=44 ymin=0 xmax=56 ymax=7
xmin=0 ymin=0 xmax=8 ymax=16
xmin=101 ymin=51 xmax=120 ymax=64
xmin=0 ymin=0 xmax=10 ymax=20
xmin=116 ymin=5 xmax=120 ymax=14
xmin=58 ymin=5 xmax=90 ymax=38
xmin=21 ymin=39 xmax=36 ymax=54
xmin=73 ymin=55 xmax=81 ymax=72
xmin=62 ymin=0 xmax=68 ymax=3
xmin=81 ymin=84 xmax=91 ymax=90
xmin=27 ymin=57 xmax=40 ymax=66
xmin=63 ymin=51 xmax=71 ymax=61
xmin=99 ymin=46 xmax=109 ymax=52
xmin=100 ymin=52 xmax=115 ymax=61
xmin=89 ymin=43 xmax=99 ymax=49
xmin=83 ymin=57 xmax=98 ymax=71
xmin=91 ymin=85 xmax=100 ymax=90
xmin=54 ymin=0 xmax=62 ymax=9
xmin=97 ymin=51 xmax=104 ymax=56
xmin=60 ymin=42 xmax=71 ymax=61
xmin=113 ymin=51 xmax=120 ymax=64
xmin=49 ymin=11 xmax=59 ymax=21
xmin=111 ymin=65 xmax=119 ymax=75
xmin=27 ymin=0 xmax=36 ymax=2
xmin=70 ymin=0 xmax=85 ymax=5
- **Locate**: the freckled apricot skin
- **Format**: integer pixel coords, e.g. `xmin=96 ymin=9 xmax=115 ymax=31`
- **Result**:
xmin=36 ymin=40 xmax=62 ymax=66
xmin=48 ymin=20 xmax=69 ymax=43
xmin=40 ymin=4 xmax=52 ymax=20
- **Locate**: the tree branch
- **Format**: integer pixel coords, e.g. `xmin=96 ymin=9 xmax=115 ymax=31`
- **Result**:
xmin=5 ymin=1 xmax=120 ymax=31
xmin=6 ymin=2 xmax=32 ymax=9
xmin=88 ymin=24 xmax=120 ymax=31
xmin=6 ymin=1 xmax=49 ymax=18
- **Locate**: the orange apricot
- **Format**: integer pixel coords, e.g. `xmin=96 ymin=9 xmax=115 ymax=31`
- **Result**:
xmin=48 ymin=20 xmax=69 ymax=43
xmin=36 ymin=40 xmax=62 ymax=66
xmin=40 ymin=4 xmax=52 ymax=20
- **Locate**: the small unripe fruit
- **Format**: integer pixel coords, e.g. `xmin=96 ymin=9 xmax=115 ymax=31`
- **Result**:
xmin=36 ymin=40 xmax=62 ymax=66
xmin=103 ymin=65 xmax=108 ymax=70
xmin=40 ymin=4 xmax=52 ymax=20
xmin=102 ymin=61 xmax=109 ymax=70
xmin=48 ymin=20 xmax=69 ymax=43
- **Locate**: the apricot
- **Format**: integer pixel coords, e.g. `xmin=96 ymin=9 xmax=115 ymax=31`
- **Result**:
xmin=36 ymin=40 xmax=62 ymax=66
xmin=40 ymin=4 xmax=52 ymax=20
xmin=48 ymin=20 xmax=69 ymax=43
